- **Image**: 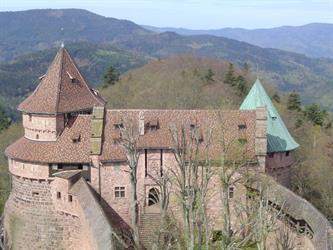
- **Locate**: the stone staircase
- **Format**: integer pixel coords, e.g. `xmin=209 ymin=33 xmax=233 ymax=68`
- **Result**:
xmin=139 ymin=213 xmax=161 ymax=249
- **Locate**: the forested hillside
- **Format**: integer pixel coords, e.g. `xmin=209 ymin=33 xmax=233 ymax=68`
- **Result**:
xmin=0 ymin=42 xmax=148 ymax=118
xmin=1 ymin=55 xmax=332 ymax=222
xmin=1 ymin=9 xmax=333 ymax=114
xmin=0 ymin=9 xmax=151 ymax=61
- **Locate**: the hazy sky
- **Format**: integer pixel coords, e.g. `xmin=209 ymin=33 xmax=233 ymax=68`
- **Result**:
xmin=1 ymin=0 xmax=333 ymax=29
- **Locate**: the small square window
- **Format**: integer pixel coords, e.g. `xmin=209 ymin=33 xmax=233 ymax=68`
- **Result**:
xmin=238 ymin=124 xmax=247 ymax=130
xmin=115 ymin=186 xmax=125 ymax=198
xmin=57 ymin=192 xmax=61 ymax=199
xmin=268 ymin=152 xmax=274 ymax=158
xmin=228 ymin=186 xmax=234 ymax=199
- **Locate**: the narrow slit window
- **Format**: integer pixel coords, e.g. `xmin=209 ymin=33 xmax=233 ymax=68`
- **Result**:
xmin=228 ymin=186 xmax=234 ymax=199
xmin=68 ymin=195 xmax=73 ymax=202
xmin=57 ymin=192 xmax=61 ymax=199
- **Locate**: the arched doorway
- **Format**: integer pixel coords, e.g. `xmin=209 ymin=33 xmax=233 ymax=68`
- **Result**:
xmin=148 ymin=188 xmax=160 ymax=206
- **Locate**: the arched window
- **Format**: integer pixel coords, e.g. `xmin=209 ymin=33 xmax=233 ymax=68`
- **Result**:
xmin=148 ymin=188 xmax=160 ymax=206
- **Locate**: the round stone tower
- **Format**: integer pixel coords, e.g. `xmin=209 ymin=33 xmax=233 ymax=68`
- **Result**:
xmin=4 ymin=47 xmax=105 ymax=249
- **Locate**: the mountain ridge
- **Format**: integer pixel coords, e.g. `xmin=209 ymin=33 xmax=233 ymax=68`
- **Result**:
xmin=0 ymin=9 xmax=333 ymax=114
xmin=143 ymin=23 xmax=333 ymax=58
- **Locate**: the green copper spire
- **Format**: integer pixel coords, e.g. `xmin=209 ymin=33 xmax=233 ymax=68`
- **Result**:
xmin=240 ymin=79 xmax=299 ymax=153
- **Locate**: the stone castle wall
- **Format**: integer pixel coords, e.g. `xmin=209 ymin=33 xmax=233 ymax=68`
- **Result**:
xmin=266 ymin=151 xmax=295 ymax=187
xmin=22 ymin=113 xmax=64 ymax=141
xmin=9 ymin=159 xmax=50 ymax=179
xmin=4 ymin=175 xmax=65 ymax=249
xmin=4 ymin=160 xmax=93 ymax=250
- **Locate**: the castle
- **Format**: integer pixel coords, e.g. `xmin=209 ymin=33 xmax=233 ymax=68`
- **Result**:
xmin=3 ymin=47 xmax=332 ymax=249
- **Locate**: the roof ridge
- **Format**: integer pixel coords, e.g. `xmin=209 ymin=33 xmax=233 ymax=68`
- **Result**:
xmin=55 ymin=48 xmax=64 ymax=114
xmin=63 ymin=48 xmax=105 ymax=105
xmin=105 ymin=109 xmax=256 ymax=112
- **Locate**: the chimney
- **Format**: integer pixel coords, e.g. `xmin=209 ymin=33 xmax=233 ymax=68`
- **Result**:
xmin=255 ymin=107 xmax=267 ymax=172
xmin=90 ymin=106 xmax=105 ymax=155
xmin=139 ymin=111 xmax=145 ymax=136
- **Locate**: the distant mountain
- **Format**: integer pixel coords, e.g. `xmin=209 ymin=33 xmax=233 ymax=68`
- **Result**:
xmin=1 ymin=9 xmax=333 ymax=115
xmin=143 ymin=23 xmax=333 ymax=58
xmin=0 ymin=9 xmax=151 ymax=61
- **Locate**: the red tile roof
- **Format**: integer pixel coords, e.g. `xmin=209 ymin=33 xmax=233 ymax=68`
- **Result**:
xmin=18 ymin=48 xmax=105 ymax=114
xmin=5 ymin=115 xmax=92 ymax=163
xmin=6 ymin=109 xmax=257 ymax=164
xmin=100 ymin=109 xmax=257 ymax=162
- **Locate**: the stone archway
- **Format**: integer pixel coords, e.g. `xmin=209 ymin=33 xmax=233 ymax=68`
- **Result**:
xmin=148 ymin=187 xmax=160 ymax=206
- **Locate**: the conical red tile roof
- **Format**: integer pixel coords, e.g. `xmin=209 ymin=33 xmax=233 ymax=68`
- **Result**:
xmin=18 ymin=48 xmax=105 ymax=114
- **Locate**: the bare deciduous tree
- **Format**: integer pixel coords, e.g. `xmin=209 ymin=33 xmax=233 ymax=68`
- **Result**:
xmin=168 ymin=123 xmax=213 ymax=250
xmin=119 ymin=117 xmax=140 ymax=249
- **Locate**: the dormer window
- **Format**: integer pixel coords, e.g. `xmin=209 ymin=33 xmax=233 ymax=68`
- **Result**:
xmin=67 ymin=71 xmax=76 ymax=83
xmin=114 ymin=123 xmax=124 ymax=129
xmin=147 ymin=118 xmax=159 ymax=131
xmin=71 ymin=133 xmax=81 ymax=143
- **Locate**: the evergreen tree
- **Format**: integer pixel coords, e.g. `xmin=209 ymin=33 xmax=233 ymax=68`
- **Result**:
xmin=303 ymin=104 xmax=326 ymax=126
xmin=287 ymin=91 xmax=301 ymax=111
xmin=224 ymin=63 xmax=235 ymax=85
xmin=235 ymin=75 xmax=247 ymax=96
xmin=103 ymin=66 xmax=120 ymax=87
xmin=0 ymin=105 xmax=11 ymax=132
xmin=204 ymin=68 xmax=215 ymax=82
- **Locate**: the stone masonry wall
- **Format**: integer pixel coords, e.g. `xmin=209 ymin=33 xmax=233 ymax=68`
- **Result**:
xmin=4 ymin=175 xmax=64 ymax=249
xmin=22 ymin=113 xmax=64 ymax=141
xmin=92 ymin=149 xmax=318 ymax=250
xmin=9 ymin=159 xmax=50 ymax=179
xmin=266 ymin=151 xmax=295 ymax=187
xmin=4 ymin=173 xmax=89 ymax=250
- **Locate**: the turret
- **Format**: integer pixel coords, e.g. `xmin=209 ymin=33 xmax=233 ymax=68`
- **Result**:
xmin=240 ymin=79 xmax=299 ymax=186
xmin=18 ymin=47 xmax=105 ymax=141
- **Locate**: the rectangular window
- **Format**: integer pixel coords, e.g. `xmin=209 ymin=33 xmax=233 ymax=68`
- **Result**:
xmin=115 ymin=186 xmax=125 ymax=198
xmin=286 ymin=151 xmax=290 ymax=157
xmin=57 ymin=192 xmax=61 ymax=199
xmin=68 ymin=195 xmax=73 ymax=202
xmin=228 ymin=186 xmax=234 ymax=199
